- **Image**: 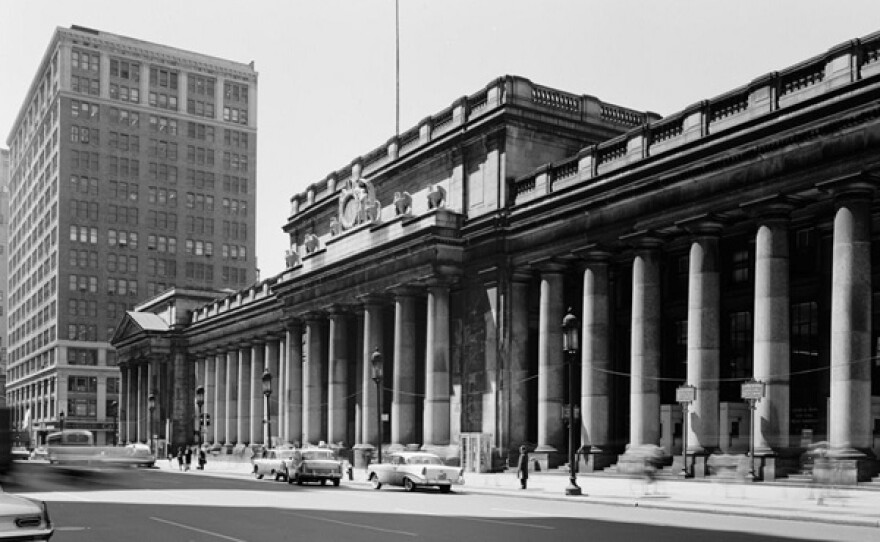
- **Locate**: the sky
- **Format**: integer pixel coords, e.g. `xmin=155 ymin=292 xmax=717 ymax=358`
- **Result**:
xmin=2 ymin=0 xmax=880 ymax=279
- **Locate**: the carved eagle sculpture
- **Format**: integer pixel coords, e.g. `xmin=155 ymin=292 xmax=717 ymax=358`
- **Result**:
xmin=393 ymin=191 xmax=413 ymax=216
xmin=427 ymin=184 xmax=446 ymax=209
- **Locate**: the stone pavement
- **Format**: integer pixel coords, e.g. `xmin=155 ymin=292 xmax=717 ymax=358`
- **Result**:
xmin=155 ymin=455 xmax=880 ymax=528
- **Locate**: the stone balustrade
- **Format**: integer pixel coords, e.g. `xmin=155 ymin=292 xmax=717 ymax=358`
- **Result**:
xmin=510 ymin=31 xmax=880 ymax=206
xmin=287 ymin=75 xmax=650 ymax=217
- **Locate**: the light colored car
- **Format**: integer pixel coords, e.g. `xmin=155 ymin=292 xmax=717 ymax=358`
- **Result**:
xmin=282 ymin=448 xmax=343 ymax=486
xmin=0 ymin=493 xmax=53 ymax=540
xmin=30 ymin=447 xmax=48 ymax=461
xmin=11 ymin=447 xmax=30 ymax=461
xmin=368 ymin=451 xmax=464 ymax=493
xmin=251 ymin=448 xmax=296 ymax=481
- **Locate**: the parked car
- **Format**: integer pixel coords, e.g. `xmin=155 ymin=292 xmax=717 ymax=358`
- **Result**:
xmin=367 ymin=451 xmax=464 ymax=493
xmin=0 ymin=493 xmax=53 ymax=540
xmin=251 ymin=448 xmax=296 ymax=481
xmin=11 ymin=447 xmax=30 ymax=461
xmin=282 ymin=448 xmax=343 ymax=486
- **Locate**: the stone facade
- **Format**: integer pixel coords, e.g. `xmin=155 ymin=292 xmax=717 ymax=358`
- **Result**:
xmin=114 ymin=34 xmax=880 ymax=481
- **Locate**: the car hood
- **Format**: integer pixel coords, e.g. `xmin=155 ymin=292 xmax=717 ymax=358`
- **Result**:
xmin=302 ymin=459 xmax=341 ymax=467
xmin=0 ymin=494 xmax=44 ymax=516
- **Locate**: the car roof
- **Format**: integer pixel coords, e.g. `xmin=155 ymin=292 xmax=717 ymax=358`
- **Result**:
xmin=390 ymin=451 xmax=439 ymax=458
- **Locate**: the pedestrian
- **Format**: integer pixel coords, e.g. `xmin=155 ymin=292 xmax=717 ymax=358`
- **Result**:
xmin=176 ymin=446 xmax=184 ymax=471
xmin=198 ymin=447 xmax=207 ymax=470
xmin=516 ymin=445 xmax=529 ymax=489
xmin=184 ymin=446 xmax=193 ymax=472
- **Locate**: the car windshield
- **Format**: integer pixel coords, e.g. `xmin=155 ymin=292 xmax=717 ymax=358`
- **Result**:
xmin=406 ymin=455 xmax=443 ymax=465
xmin=301 ymin=450 xmax=334 ymax=460
xmin=278 ymin=451 xmax=296 ymax=459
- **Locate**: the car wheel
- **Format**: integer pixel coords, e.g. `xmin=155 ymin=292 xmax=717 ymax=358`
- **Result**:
xmin=253 ymin=467 xmax=264 ymax=480
xmin=439 ymin=485 xmax=452 ymax=494
xmin=403 ymin=477 xmax=416 ymax=492
xmin=320 ymin=479 xmax=327 ymax=486
xmin=296 ymin=473 xmax=303 ymax=485
xmin=370 ymin=473 xmax=382 ymax=490
xmin=333 ymin=479 xmax=340 ymax=487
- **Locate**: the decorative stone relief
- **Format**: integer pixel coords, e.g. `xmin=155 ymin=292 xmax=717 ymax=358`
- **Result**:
xmin=393 ymin=191 xmax=412 ymax=216
xmin=427 ymin=184 xmax=447 ymax=209
xmin=329 ymin=217 xmax=341 ymax=236
xmin=338 ymin=177 xmax=381 ymax=230
xmin=284 ymin=248 xmax=300 ymax=268
xmin=304 ymin=233 xmax=320 ymax=254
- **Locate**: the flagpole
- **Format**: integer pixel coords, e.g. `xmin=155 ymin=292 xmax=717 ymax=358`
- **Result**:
xmin=395 ymin=0 xmax=400 ymax=137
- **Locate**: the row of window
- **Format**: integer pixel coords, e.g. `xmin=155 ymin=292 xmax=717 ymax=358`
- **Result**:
xmin=149 ymin=91 xmax=178 ymax=111
xmin=71 ymin=50 xmax=99 ymax=72
xmin=71 ymin=100 xmax=99 ymax=120
xmin=107 ymin=157 xmax=139 ymax=177
xmin=150 ymin=163 xmax=179 ymax=183
xmin=107 ymin=253 xmax=138 ymax=273
xmin=188 ymin=169 xmax=215 ymax=189
xmin=222 ymin=266 xmax=248 ymax=285
xmin=186 ymin=216 xmax=214 ymax=235
xmin=107 ymin=205 xmax=138 ymax=225
xmin=222 ymin=244 xmax=247 ymax=260
xmin=70 ymin=175 xmax=98 ymax=196
xmin=71 ymin=75 xmax=100 ymax=96
xmin=109 ymin=83 xmax=140 ymax=103
xmin=109 ymin=59 xmax=140 ymax=82
xmin=184 ymin=239 xmax=214 ymax=257
xmin=109 ymin=107 xmax=140 ymax=127
xmin=70 ymin=150 xmax=99 ymax=171
xmin=147 ymin=187 xmax=176 ymax=205
xmin=147 ymin=258 xmax=176 ymax=277
xmin=70 ymin=125 xmax=99 ymax=145
xmin=69 ymin=200 xmax=98 ymax=221
xmin=147 ymin=210 xmax=177 ymax=230
xmin=108 ymin=181 xmax=138 ymax=201
xmin=69 ymin=225 xmax=98 ymax=245
xmin=187 ymin=99 xmax=215 ymax=118
xmin=187 ymin=145 xmax=215 ymax=166
xmin=223 ymin=175 xmax=248 ymax=194
xmin=68 ymin=299 xmax=98 ymax=318
xmin=224 ymin=82 xmax=248 ymax=103
xmin=146 ymin=234 xmax=176 ymax=253
xmin=222 ymin=198 xmax=248 ymax=216
xmin=224 ymin=129 xmax=249 ymax=149
xmin=150 ymin=115 xmax=178 ymax=134
xmin=222 ymin=152 xmax=248 ymax=171
xmin=107 ymin=132 xmax=140 ymax=153
xmin=223 ymin=106 xmax=248 ymax=125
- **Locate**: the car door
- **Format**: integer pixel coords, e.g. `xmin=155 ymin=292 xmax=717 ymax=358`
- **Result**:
xmin=389 ymin=455 xmax=406 ymax=486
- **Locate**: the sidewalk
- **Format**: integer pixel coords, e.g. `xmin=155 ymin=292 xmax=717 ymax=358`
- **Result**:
xmin=156 ymin=456 xmax=880 ymax=528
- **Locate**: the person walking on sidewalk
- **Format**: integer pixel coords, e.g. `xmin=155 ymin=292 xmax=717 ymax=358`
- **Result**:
xmin=516 ymin=446 xmax=529 ymax=489
xmin=184 ymin=446 xmax=193 ymax=472
xmin=198 ymin=447 xmax=207 ymax=470
xmin=176 ymin=447 xmax=184 ymax=471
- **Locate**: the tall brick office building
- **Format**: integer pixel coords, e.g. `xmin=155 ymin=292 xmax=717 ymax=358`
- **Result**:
xmin=5 ymin=26 xmax=257 ymax=445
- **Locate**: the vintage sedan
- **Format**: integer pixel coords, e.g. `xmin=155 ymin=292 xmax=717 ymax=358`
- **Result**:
xmin=282 ymin=448 xmax=344 ymax=486
xmin=252 ymin=448 xmax=297 ymax=481
xmin=0 ymin=493 xmax=53 ymax=540
xmin=367 ymin=451 xmax=463 ymax=493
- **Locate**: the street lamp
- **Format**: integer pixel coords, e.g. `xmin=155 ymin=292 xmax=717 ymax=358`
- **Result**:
xmin=370 ymin=347 xmax=384 ymax=465
xmin=562 ymin=307 xmax=582 ymax=496
xmin=195 ymin=385 xmax=205 ymax=448
xmin=148 ymin=393 xmax=156 ymax=456
xmin=262 ymin=368 xmax=272 ymax=449
xmin=110 ymin=401 xmax=118 ymax=446
xmin=59 ymin=411 xmax=65 ymax=433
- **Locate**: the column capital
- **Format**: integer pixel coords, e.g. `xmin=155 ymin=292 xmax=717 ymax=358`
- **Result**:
xmin=620 ymin=230 xmax=664 ymax=251
xmin=301 ymin=311 xmax=326 ymax=323
xmin=572 ymin=243 xmax=612 ymax=264
xmin=324 ymin=304 xmax=352 ymax=318
xmin=387 ymin=284 xmax=422 ymax=298
xmin=816 ymin=174 xmax=877 ymax=202
xmin=530 ymin=257 xmax=567 ymax=274
xmin=358 ymin=293 xmax=389 ymax=308
xmin=510 ymin=267 xmax=534 ymax=283
xmin=674 ymin=214 xmax=725 ymax=236
xmin=739 ymin=194 xmax=804 ymax=221
xmin=281 ymin=316 xmax=303 ymax=332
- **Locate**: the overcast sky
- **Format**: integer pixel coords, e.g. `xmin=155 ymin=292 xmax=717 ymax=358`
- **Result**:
xmin=2 ymin=1 xmax=879 ymax=278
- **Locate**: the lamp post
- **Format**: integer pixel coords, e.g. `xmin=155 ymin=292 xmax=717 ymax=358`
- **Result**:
xmin=148 ymin=393 xmax=156 ymax=456
xmin=195 ymin=386 xmax=205 ymax=448
xmin=562 ymin=307 xmax=582 ymax=496
xmin=110 ymin=401 xmax=118 ymax=446
xmin=262 ymin=368 xmax=272 ymax=449
xmin=370 ymin=347 xmax=384 ymax=465
xmin=59 ymin=411 xmax=65 ymax=433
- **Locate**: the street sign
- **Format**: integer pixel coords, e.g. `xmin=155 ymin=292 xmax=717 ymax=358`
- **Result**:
xmin=741 ymin=380 xmax=765 ymax=401
xmin=676 ymin=385 xmax=696 ymax=403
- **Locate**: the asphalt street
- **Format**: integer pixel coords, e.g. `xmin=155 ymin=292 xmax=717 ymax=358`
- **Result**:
xmin=4 ymin=462 xmax=878 ymax=542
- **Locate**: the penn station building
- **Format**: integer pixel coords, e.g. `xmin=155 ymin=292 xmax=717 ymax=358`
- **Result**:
xmin=113 ymin=32 xmax=880 ymax=483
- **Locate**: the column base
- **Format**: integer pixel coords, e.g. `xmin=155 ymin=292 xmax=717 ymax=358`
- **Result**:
xmin=813 ymin=455 xmax=879 ymax=484
xmin=352 ymin=443 xmax=376 ymax=469
xmin=580 ymin=448 xmax=618 ymax=472
xmin=531 ymin=445 xmax=560 ymax=471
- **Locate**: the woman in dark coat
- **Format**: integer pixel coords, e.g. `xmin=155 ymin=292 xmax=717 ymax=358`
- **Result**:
xmin=516 ymin=446 xmax=529 ymax=489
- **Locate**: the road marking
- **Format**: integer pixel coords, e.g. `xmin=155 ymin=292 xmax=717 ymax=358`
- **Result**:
xmin=395 ymin=508 xmax=554 ymax=530
xmin=150 ymin=517 xmax=249 ymax=541
xmin=284 ymin=511 xmax=418 ymax=536
xmin=491 ymin=507 xmax=563 ymax=517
